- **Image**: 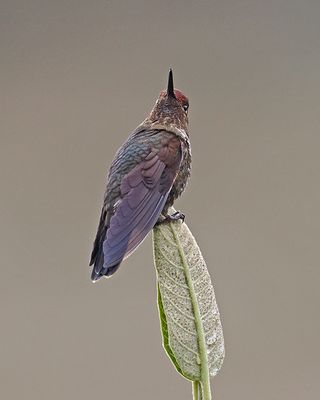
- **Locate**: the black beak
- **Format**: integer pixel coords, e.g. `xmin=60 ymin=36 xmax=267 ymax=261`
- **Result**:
xmin=167 ymin=69 xmax=176 ymax=99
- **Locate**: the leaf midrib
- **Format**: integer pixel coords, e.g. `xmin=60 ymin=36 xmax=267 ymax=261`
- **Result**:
xmin=169 ymin=223 xmax=210 ymax=390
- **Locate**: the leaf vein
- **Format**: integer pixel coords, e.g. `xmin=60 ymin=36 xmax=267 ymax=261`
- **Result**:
xmin=169 ymin=328 xmax=199 ymax=356
xmin=195 ymin=282 xmax=212 ymax=297
xmin=166 ymin=312 xmax=197 ymax=336
xmin=160 ymin=282 xmax=190 ymax=299
xmin=158 ymin=227 xmax=178 ymax=247
xmin=160 ymin=268 xmax=189 ymax=289
xmin=158 ymin=247 xmax=184 ymax=270
xmin=165 ymin=294 xmax=195 ymax=321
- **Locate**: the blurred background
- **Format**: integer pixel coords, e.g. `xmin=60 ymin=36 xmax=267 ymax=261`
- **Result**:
xmin=1 ymin=1 xmax=320 ymax=399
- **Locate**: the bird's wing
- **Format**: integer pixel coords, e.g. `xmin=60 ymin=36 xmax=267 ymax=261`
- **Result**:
xmin=102 ymin=136 xmax=182 ymax=272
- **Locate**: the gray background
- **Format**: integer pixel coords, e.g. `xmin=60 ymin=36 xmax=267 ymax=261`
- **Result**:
xmin=1 ymin=1 xmax=319 ymax=399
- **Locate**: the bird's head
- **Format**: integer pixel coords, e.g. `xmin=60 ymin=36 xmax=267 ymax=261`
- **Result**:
xmin=148 ymin=69 xmax=189 ymax=130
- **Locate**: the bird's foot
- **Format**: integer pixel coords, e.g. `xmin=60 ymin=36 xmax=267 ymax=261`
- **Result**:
xmin=156 ymin=211 xmax=185 ymax=225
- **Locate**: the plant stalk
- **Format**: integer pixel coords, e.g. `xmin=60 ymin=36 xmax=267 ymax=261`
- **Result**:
xmin=192 ymin=381 xmax=200 ymax=400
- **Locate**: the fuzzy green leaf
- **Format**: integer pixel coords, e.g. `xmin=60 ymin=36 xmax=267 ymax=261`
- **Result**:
xmin=153 ymin=212 xmax=225 ymax=382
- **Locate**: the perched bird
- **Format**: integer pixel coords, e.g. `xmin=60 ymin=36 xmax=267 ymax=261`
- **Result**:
xmin=90 ymin=70 xmax=191 ymax=281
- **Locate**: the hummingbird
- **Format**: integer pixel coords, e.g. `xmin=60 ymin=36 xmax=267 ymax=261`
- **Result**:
xmin=90 ymin=69 xmax=191 ymax=281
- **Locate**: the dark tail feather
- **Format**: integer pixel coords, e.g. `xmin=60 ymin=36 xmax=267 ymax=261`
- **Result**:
xmin=88 ymin=209 xmax=108 ymax=281
xmin=92 ymin=262 xmax=121 ymax=282
xmin=90 ymin=208 xmax=125 ymax=282
xmin=90 ymin=247 xmax=105 ymax=282
xmin=90 ymin=253 xmax=121 ymax=282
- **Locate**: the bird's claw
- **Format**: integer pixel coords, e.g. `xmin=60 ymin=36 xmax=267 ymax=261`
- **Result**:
xmin=156 ymin=211 xmax=185 ymax=225
xmin=169 ymin=211 xmax=185 ymax=222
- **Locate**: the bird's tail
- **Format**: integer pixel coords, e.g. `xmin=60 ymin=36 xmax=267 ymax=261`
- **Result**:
xmin=89 ymin=209 xmax=121 ymax=282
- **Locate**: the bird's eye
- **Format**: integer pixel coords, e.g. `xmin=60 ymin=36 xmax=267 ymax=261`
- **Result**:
xmin=183 ymin=104 xmax=189 ymax=112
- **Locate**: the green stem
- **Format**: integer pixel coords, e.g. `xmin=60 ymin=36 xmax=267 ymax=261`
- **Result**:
xmin=169 ymin=223 xmax=212 ymax=400
xmin=192 ymin=381 xmax=200 ymax=400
